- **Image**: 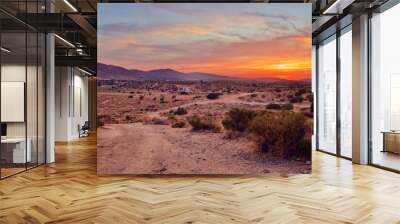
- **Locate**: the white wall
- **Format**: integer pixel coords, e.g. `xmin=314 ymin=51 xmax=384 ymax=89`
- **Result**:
xmin=55 ymin=67 xmax=89 ymax=141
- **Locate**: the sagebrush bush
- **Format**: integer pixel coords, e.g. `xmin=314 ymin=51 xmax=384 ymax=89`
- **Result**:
xmin=188 ymin=115 xmax=221 ymax=132
xmin=222 ymin=108 xmax=258 ymax=132
xmin=296 ymin=139 xmax=312 ymax=160
xmin=295 ymin=88 xmax=307 ymax=97
xmin=281 ymin=103 xmax=294 ymax=110
xmin=174 ymin=107 xmax=188 ymax=115
xmin=172 ymin=121 xmax=186 ymax=128
xmin=302 ymin=111 xmax=313 ymax=118
xmin=144 ymin=117 xmax=169 ymax=125
xmin=250 ymin=111 xmax=308 ymax=158
xmin=207 ymin=92 xmax=221 ymax=100
xmin=266 ymin=103 xmax=281 ymax=110
xmin=289 ymin=96 xmax=303 ymax=103
xmin=97 ymin=114 xmax=112 ymax=127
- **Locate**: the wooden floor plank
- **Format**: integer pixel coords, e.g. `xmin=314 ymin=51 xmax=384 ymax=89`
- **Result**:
xmin=0 ymin=135 xmax=400 ymax=223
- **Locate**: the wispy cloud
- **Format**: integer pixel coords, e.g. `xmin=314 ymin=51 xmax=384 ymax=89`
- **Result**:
xmin=98 ymin=3 xmax=311 ymax=80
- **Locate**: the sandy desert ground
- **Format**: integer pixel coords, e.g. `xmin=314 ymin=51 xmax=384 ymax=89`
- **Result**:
xmin=97 ymin=84 xmax=312 ymax=175
xmin=97 ymin=123 xmax=311 ymax=175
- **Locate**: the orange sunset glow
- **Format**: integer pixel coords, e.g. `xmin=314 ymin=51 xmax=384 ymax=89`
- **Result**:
xmin=98 ymin=4 xmax=311 ymax=80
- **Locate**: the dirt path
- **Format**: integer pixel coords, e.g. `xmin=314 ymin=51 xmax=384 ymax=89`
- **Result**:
xmin=97 ymin=123 xmax=310 ymax=175
xmin=148 ymin=93 xmax=270 ymax=117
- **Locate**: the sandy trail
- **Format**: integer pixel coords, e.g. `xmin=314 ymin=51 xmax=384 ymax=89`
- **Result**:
xmin=97 ymin=123 xmax=310 ymax=175
xmin=148 ymin=92 xmax=307 ymax=118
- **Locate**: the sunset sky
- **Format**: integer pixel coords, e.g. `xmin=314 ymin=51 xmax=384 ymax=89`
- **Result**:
xmin=98 ymin=4 xmax=311 ymax=80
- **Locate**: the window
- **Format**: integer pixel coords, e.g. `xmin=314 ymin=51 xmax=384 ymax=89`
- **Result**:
xmin=339 ymin=27 xmax=352 ymax=158
xmin=317 ymin=35 xmax=337 ymax=154
xmin=370 ymin=3 xmax=400 ymax=171
xmin=0 ymin=1 xmax=46 ymax=179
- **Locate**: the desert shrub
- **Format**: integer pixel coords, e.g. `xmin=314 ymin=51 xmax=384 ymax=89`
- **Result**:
xmin=97 ymin=114 xmax=112 ymax=127
xmin=281 ymin=103 xmax=294 ymax=110
xmin=303 ymin=111 xmax=313 ymax=118
xmin=266 ymin=103 xmax=281 ymax=110
xmin=97 ymin=119 xmax=104 ymax=127
xmin=298 ymin=88 xmax=308 ymax=95
xmin=128 ymin=95 xmax=133 ymax=98
xmin=290 ymin=96 xmax=303 ymax=103
xmin=250 ymin=93 xmax=258 ymax=98
xmin=160 ymin=99 xmax=169 ymax=104
xmin=296 ymin=139 xmax=312 ymax=160
xmin=125 ymin=115 xmax=133 ymax=122
xmin=310 ymin=102 xmax=314 ymax=113
xmin=261 ymin=94 xmax=266 ymax=98
xmin=139 ymin=95 xmax=144 ymax=100
xmin=188 ymin=115 xmax=221 ymax=132
xmin=174 ymin=107 xmax=187 ymax=115
xmin=144 ymin=117 xmax=169 ymax=125
xmin=193 ymin=95 xmax=201 ymax=100
xmin=307 ymin=94 xmax=313 ymax=102
xmin=222 ymin=108 xmax=258 ymax=132
xmin=167 ymin=114 xmax=176 ymax=121
xmin=250 ymin=112 xmax=308 ymax=158
xmin=172 ymin=121 xmax=186 ymax=128
xmin=295 ymin=88 xmax=307 ymax=97
xmin=207 ymin=92 xmax=221 ymax=100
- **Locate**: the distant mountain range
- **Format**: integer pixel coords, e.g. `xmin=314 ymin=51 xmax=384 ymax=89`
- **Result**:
xmin=98 ymin=63 xmax=310 ymax=84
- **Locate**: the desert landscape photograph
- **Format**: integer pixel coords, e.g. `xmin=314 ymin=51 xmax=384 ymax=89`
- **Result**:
xmin=97 ymin=3 xmax=312 ymax=175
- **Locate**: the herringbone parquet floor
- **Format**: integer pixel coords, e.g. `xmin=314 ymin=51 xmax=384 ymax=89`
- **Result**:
xmin=1 ymin=135 xmax=400 ymax=224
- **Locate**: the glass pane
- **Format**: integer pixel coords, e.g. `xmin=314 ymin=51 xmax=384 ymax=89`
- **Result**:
xmin=371 ymin=4 xmax=400 ymax=171
xmin=38 ymin=33 xmax=46 ymax=165
xmin=317 ymin=36 xmax=337 ymax=154
xmin=1 ymin=30 xmax=27 ymax=177
xmin=27 ymin=31 xmax=38 ymax=169
xmin=340 ymin=28 xmax=352 ymax=158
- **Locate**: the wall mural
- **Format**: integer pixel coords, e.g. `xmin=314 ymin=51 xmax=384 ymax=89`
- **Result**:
xmin=97 ymin=3 xmax=312 ymax=175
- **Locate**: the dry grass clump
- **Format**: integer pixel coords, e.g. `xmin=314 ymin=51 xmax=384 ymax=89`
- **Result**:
xmin=174 ymin=107 xmax=188 ymax=115
xmin=220 ymin=107 xmax=310 ymax=160
xmin=143 ymin=117 xmax=170 ymax=125
xmin=98 ymin=114 xmax=112 ymax=127
xmin=250 ymin=111 xmax=308 ymax=159
xmin=172 ymin=121 xmax=186 ymax=128
xmin=206 ymin=92 xmax=222 ymax=100
xmin=266 ymin=103 xmax=281 ymax=110
xmin=188 ymin=115 xmax=221 ymax=132
xmin=221 ymin=108 xmax=257 ymax=132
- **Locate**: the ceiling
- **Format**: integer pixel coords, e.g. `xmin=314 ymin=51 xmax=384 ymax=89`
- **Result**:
xmin=0 ymin=0 xmax=390 ymax=74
